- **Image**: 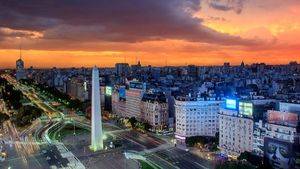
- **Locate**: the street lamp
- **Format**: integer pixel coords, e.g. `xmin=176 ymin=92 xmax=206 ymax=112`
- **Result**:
xmin=73 ymin=120 xmax=76 ymax=136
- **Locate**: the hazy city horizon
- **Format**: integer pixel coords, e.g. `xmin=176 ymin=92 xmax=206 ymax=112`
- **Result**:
xmin=1 ymin=59 xmax=299 ymax=69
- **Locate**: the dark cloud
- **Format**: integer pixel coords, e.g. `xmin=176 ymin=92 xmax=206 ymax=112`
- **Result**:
xmin=0 ymin=28 xmax=40 ymax=40
xmin=0 ymin=0 xmax=257 ymax=47
xmin=208 ymin=0 xmax=246 ymax=14
xmin=207 ymin=16 xmax=228 ymax=22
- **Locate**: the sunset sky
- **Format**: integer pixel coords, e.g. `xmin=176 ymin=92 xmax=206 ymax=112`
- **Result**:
xmin=0 ymin=0 xmax=300 ymax=68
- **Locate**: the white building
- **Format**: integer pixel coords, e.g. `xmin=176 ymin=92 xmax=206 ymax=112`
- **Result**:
xmin=219 ymin=108 xmax=254 ymax=157
xmin=253 ymin=106 xmax=299 ymax=157
xmin=175 ymin=98 xmax=223 ymax=145
xmin=265 ymin=123 xmax=297 ymax=143
xmin=265 ymin=110 xmax=298 ymax=143
xmin=279 ymin=102 xmax=300 ymax=113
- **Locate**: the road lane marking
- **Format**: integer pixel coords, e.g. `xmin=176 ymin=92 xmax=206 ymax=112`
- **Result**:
xmin=194 ymin=162 xmax=209 ymax=169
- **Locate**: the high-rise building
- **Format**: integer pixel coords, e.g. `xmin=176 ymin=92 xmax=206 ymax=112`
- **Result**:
xmin=175 ymin=97 xmax=223 ymax=146
xmin=124 ymin=81 xmax=146 ymax=120
xmin=115 ymin=63 xmax=129 ymax=76
xmin=16 ymin=51 xmax=26 ymax=81
xmin=219 ymin=99 xmax=254 ymax=157
xmin=90 ymin=66 xmax=103 ymax=151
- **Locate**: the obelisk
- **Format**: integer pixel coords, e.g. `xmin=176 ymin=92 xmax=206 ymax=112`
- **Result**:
xmin=90 ymin=66 xmax=103 ymax=151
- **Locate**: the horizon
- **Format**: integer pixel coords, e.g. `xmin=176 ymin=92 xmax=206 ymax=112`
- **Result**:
xmin=2 ymin=58 xmax=298 ymax=69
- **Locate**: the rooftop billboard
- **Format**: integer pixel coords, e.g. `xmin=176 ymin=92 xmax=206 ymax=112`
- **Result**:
xmin=239 ymin=102 xmax=253 ymax=116
xmin=119 ymin=86 xmax=126 ymax=100
xmin=267 ymin=110 xmax=298 ymax=127
xmin=225 ymin=99 xmax=237 ymax=110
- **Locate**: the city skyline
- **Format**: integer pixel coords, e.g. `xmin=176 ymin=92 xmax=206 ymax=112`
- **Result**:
xmin=1 ymin=0 xmax=300 ymax=68
xmin=1 ymin=1 xmax=300 ymax=169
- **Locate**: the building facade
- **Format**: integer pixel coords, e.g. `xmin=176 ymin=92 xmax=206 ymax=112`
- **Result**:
xmin=125 ymin=88 xmax=143 ymax=120
xmin=112 ymin=90 xmax=126 ymax=117
xmin=253 ymin=120 xmax=266 ymax=156
xmin=219 ymin=107 xmax=254 ymax=157
xmin=141 ymin=93 xmax=168 ymax=131
xmin=175 ymin=98 xmax=222 ymax=145
xmin=16 ymin=57 xmax=26 ymax=81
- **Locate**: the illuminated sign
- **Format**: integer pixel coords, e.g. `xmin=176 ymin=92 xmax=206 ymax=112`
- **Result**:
xmin=267 ymin=110 xmax=298 ymax=127
xmin=175 ymin=135 xmax=186 ymax=140
xmin=105 ymin=86 xmax=112 ymax=96
xmin=129 ymin=81 xmax=146 ymax=90
xmin=119 ymin=86 xmax=126 ymax=100
xmin=225 ymin=99 xmax=237 ymax=110
xmin=239 ymin=102 xmax=253 ymax=116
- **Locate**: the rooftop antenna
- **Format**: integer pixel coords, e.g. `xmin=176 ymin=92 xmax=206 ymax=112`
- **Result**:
xmin=19 ymin=42 xmax=22 ymax=60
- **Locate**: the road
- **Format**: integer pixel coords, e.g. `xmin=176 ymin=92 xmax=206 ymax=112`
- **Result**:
xmin=147 ymin=147 xmax=213 ymax=169
xmin=0 ymin=120 xmax=49 ymax=169
xmin=1 ymin=74 xmax=85 ymax=168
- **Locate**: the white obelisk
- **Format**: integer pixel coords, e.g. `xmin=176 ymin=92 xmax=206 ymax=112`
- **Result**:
xmin=90 ymin=66 xmax=103 ymax=151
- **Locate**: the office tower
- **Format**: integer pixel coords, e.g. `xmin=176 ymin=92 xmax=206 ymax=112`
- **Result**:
xmin=124 ymin=81 xmax=146 ymax=120
xmin=90 ymin=66 xmax=103 ymax=151
xmin=16 ymin=49 xmax=26 ymax=81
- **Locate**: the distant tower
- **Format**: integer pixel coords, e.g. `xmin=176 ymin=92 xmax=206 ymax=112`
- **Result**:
xmin=90 ymin=66 xmax=103 ymax=151
xmin=137 ymin=60 xmax=141 ymax=67
xmin=16 ymin=46 xmax=26 ymax=81
xmin=241 ymin=61 xmax=245 ymax=67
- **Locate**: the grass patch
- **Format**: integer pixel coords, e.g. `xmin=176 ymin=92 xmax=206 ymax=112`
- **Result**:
xmin=138 ymin=160 xmax=155 ymax=169
xmin=50 ymin=123 xmax=89 ymax=141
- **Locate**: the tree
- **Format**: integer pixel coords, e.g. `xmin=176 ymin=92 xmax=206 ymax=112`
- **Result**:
xmin=141 ymin=122 xmax=152 ymax=131
xmin=238 ymin=151 xmax=263 ymax=167
xmin=210 ymin=143 xmax=219 ymax=152
xmin=0 ymin=113 xmax=9 ymax=123
xmin=238 ymin=151 xmax=251 ymax=161
xmin=185 ymin=136 xmax=213 ymax=147
xmin=11 ymin=105 xmax=43 ymax=127
xmin=128 ymin=117 xmax=137 ymax=128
